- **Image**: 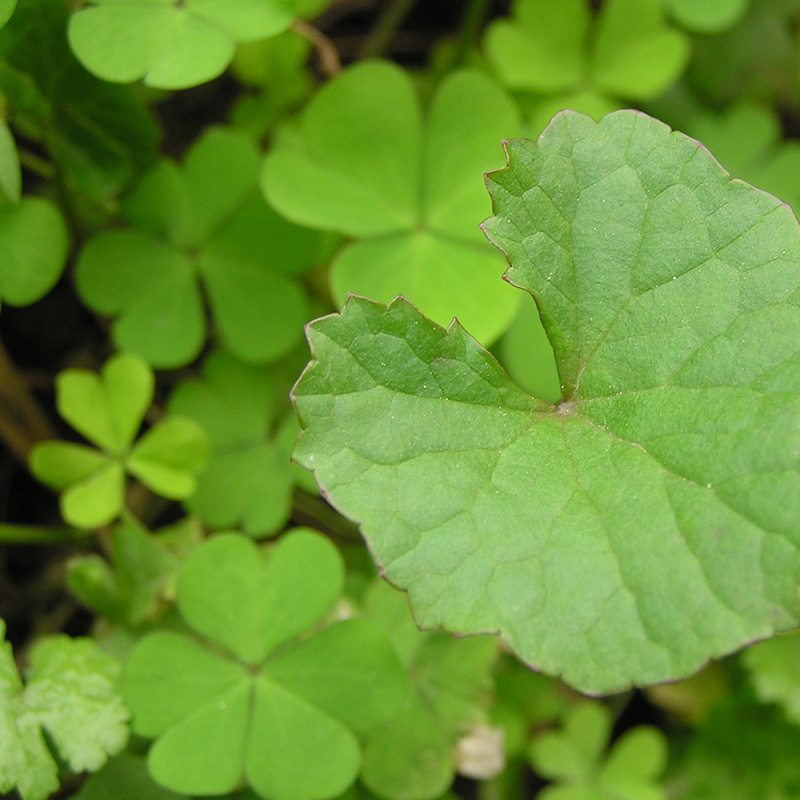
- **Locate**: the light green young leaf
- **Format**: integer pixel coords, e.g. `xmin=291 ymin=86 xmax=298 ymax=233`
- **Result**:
xmin=30 ymin=353 xmax=208 ymax=528
xmin=263 ymin=61 xmax=520 ymax=346
xmin=57 ymin=353 xmax=153 ymax=454
xmin=0 ymin=620 xmax=129 ymax=800
xmin=292 ymin=109 xmax=800 ymax=694
xmin=68 ymin=0 xmax=295 ymax=90
xmin=126 ymin=417 xmax=210 ymax=499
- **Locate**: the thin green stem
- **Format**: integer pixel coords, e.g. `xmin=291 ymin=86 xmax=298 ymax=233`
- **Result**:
xmin=291 ymin=488 xmax=362 ymax=542
xmin=0 ymin=523 xmax=93 ymax=544
xmin=359 ymin=0 xmax=418 ymax=58
xmin=18 ymin=149 xmax=55 ymax=180
xmin=452 ymin=0 xmax=492 ymax=66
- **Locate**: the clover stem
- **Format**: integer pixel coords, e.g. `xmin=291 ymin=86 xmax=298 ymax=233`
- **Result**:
xmin=292 ymin=19 xmax=342 ymax=77
xmin=0 ymin=338 xmax=58 ymax=463
xmin=451 ymin=0 xmax=492 ymax=67
xmin=291 ymin=487 xmax=362 ymax=542
xmin=0 ymin=523 xmax=92 ymax=544
xmin=358 ymin=0 xmax=417 ymax=58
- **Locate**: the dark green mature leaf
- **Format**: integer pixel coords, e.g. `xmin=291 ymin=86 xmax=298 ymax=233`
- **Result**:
xmin=293 ymin=109 xmax=800 ymax=694
xmin=77 ymin=128 xmax=314 ymax=368
xmin=123 ymin=531 xmax=408 ymax=800
xmin=167 ymin=350 xmax=301 ymax=536
xmin=0 ymin=0 xmax=158 ymax=205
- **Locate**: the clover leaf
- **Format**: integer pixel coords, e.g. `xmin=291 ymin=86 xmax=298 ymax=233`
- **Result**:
xmin=360 ymin=580 xmax=497 ymax=800
xmin=0 ymin=118 xmax=67 ymax=309
xmin=67 ymin=515 xmax=190 ymax=625
xmin=683 ymin=101 xmax=800 ymax=212
xmin=530 ymin=702 xmax=668 ymax=800
xmin=0 ymin=0 xmax=159 ymax=206
xmin=262 ymin=60 xmax=521 ymax=346
xmin=674 ymin=697 xmax=800 ymax=798
xmin=660 ymin=0 xmax=750 ymax=32
xmin=121 ymin=531 xmax=408 ymax=800
xmin=67 ymin=0 xmax=295 ymax=90
xmin=29 ymin=352 xmax=209 ymax=529
xmin=167 ymin=350 xmax=304 ymax=537
xmin=484 ymin=0 xmax=689 ymax=132
xmin=0 ymin=620 xmax=129 ymax=800
xmin=77 ymin=127 xmax=316 ymax=368
xmin=292 ymin=109 xmax=800 ymax=694
xmin=741 ymin=632 xmax=800 ymax=725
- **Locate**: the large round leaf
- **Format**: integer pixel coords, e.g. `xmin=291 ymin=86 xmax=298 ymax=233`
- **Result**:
xmin=292 ymin=110 xmax=800 ymax=694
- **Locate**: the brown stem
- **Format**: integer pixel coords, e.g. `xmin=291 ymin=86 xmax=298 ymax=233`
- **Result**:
xmin=0 ymin=338 xmax=58 ymax=462
xmin=292 ymin=18 xmax=342 ymax=77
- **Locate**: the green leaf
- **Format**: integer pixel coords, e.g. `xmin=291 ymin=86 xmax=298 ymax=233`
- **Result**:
xmin=531 ymin=702 xmax=668 ymax=800
xmin=73 ymin=753 xmax=185 ymax=800
xmin=263 ymin=61 xmax=520 ymax=346
xmin=292 ymin=109 xmax=800 ymax=694
xmin=483 ymin=0 xmax=590 ymax=93
xmin=68 ymin=0 xmax=295 ymax=90
xmin=0 ymin=620 xmax=129 ymax=800
xmin=122 ymin=530 xmax=407 ymax=800
xmin=57 ymin=352 xmax=154 ymax=454
xmin=68 ymin=516 xmax=186 ymax=625
xmin=742 ymin=632 xmax=800 ymax=725
xmin=30 ymin=353 xmax=208 ymax=528
xmin=591 ymin=0 xmax=690 ymax=100
xmin=359 ymin=580 xmax=496 ymax=800
xmin=662 ymin=0 xmax=750 ymax=33
xmin=0 ymin=118 xmax=20 ymax=203
xmin=0 ymin=197 xmax=68 ymax=307
xmin=176 ymin=531 xmax=343 ymax=665
xmin=126 ymin=417 xmax=210 ymax=499
xmin=167 ymin=351 xmax=302 ymax=535
xmin=0 ymin=0 xmax=159 ymax=204
xmin=483 ymin=0 xmax=688 ymax=103
xmin=77 ymin=128 xmax=314 ymax=368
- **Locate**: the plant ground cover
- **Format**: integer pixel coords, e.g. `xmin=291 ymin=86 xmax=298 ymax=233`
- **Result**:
xmin=3 ymin=0 xmax=800 ymax=798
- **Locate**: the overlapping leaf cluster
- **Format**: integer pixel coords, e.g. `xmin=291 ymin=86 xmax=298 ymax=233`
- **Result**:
xmin=1 ymin=0 xmax=800 ymax=799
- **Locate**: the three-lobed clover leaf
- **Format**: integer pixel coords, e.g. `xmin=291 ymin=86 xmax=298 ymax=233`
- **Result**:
xmin=262 ymin=60 xmax=521 ymax=347
xmin=68 ymin=0 xmax=295 ymax=90
xmin=484 ymin=0 xmax=689 ymax=132
xmin=359 ymin=580 xmax=498 ymax=800
xmin=167 ymin=350 xmax=305 ymax=537
xmin=0 ymin=620 xmax=129 ymax=800
xmin=530 ymin=702 xmax=668 ymax=800
xmin=292 ymin=109 xmax=800 ymax=694
xmin=121 ymin=530 xmax=408 ymax=800
xmin=29 ymin=352 xmax=209 ymax=529
xmin=77 ymin=127 xmax=317 ymax=368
